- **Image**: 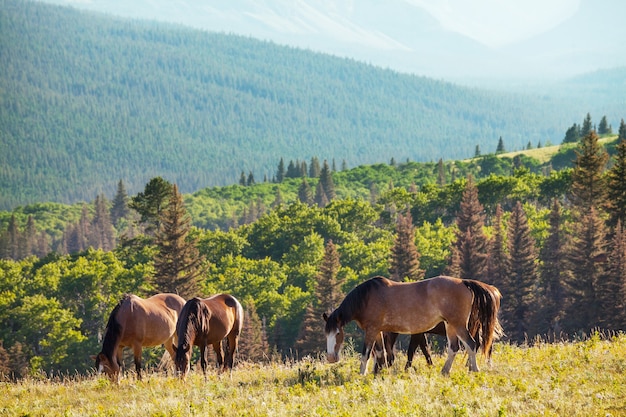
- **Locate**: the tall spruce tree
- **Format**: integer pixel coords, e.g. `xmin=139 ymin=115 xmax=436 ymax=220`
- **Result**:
xmin=309 ymin=157 xmax=321 ymax=178
xmin=295 ymin=240 xmax=343 ymax=357
xmin=298 ymin=178 xmax=314 ymax=206
xmin=90 ymin=194 xmax=116 ymax=251
xmin=569 ymin=130 xmax=608 ymax=212
xmin=605 ymin=135 xmax=626 ymax=228
xmin=238 ymin=301 xmax=270 ymax=362
xmin=319 ymin=160 xmax=336 ymax=202
xmin=389 ymin=211 xmax=424 ymax=282
xmin=598 ymin=115 xmax=611 ymax=135
xmin=566 ymin=207 xmax=607 ymax=333
xmin=486 ymin=204 xmax=510 ymax=290
xmin=598 ymin=220 xmax=626 ymax=330
xmin=451 ymin=175 xmax=489 ymax=280
xmin=537 ymin=199 xmax=569 ymax=338
xmin=153 ymin=184 xmax=204 ymax=298
xmin=276 ymin=158 xmax=286 ymax=183
xmin=110 ymin=179 xmax=130 ymax=226
xmin=581 ymin=113 xmax=593 ymax=137
xmin=314 ymin=181 xmax=329 ymax=208
xmin=504 ymin=201 xmax=538 ymax=342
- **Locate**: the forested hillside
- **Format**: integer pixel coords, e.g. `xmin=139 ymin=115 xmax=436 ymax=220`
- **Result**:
xmin=1 ymin=0 xmax=624 ymax=210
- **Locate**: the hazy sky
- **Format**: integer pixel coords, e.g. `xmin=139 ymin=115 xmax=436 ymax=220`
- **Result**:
xmin=407 ymin=0 xmax=581 ymax=47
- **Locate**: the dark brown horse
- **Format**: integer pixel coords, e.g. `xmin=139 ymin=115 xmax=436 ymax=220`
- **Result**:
xmin=174 ymin=294 xmax=244 ymax=378
xmin=323 ymin=276 xmax=502 ymax=375
xmin=92 ymin=293 xmax=186 ymax=382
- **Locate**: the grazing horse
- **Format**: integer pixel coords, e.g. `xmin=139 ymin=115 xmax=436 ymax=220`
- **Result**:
xmin=174 ymin=294 xmax=244 ymax=378
xmin=92 ymin=293 xmax=185 ymax=382
xmin=323 ymin=276 xmax=502 ymax=375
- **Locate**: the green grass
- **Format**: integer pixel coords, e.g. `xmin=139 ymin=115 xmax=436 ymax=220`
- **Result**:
xmin=2 ymin=335 xmax=626 ymax=416
xmin=500 ymin=135 xmax=618 ymax=163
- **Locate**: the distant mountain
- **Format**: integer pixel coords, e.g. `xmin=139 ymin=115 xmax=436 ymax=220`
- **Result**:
xmin=0 ymin=0 xmax=624 ymax=210
xmin=35 ymin=0 xmax=626 ymax=79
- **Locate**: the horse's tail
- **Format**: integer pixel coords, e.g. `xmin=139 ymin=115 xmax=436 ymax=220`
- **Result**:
xmin=463 ymin=280 xmax=503 ymax=358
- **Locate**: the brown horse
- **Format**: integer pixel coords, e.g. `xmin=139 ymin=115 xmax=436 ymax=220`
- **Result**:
xmin=173 ymin=294 xmax=244 ymax=378
xmin=92 ymin=293 xmax=185 ymax=382
xmin=323 ymin=276 xmax=502 ymax=375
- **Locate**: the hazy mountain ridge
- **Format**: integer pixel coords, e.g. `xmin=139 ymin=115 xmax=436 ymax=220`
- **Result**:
xmin=36 ymin=0 xmax=626 ymax=79
xmin=1 ymin=0 xmax=624 ymax=210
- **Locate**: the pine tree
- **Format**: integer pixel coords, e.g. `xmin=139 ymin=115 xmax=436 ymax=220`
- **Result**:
xmin=276 ymin=158 xmax=285 ymax=183
xmin=6 ymin=215 xmax=19 ymax=260
xmin=581 ymin=113 xmax=593 ymax=137
xmin=389 ymin=211 xmax=424 ymax=282
xmin=295 ymin=240 xmax=343 ymax=357
xmin=537 ymin=199 xmax=569 ymax=337
xmin=239 ymin=171 xmax=247 ymax=186
xmin=563 ymin=123 xmax=580 ymax=144
xmin=566 ymin=207 xmax=607 ymax=332
xmin=298 ymin=178 xmax=314 ymax=206
xmin=319 ymin=160 xmax=336 ymax=201
xmin=129 ymin=177 xmax=173 ymax=236
xmin=247 ymin=171 xmax=255 ymax=186
xmin=90 ymin=194 xmax=116 ymax=251
xmin=474 ymin=145 xmax=481 ymax=157
xmin=486 ymin=204 xmax=509 ymax=290
xmin=504 ymin=201 xmax=538 ymax=342
xmin=153 ymin=184 xmax=205 ymax=298
xmin=619 ymin=119 xmax=626 ymax=141
xmin=598 ymin=115 xmax=611 ymax=135
xmin=451 ymin=175 xmax=488 ymax=280
xmin=314 ymin=181 xmax=329 ymax=208
xmin=606 ymin=136 xmax=626 ymax=228
xmin=569 ymin=130 xmax=608 ymax=212
xmin=496 ymin=136 xmax=505 ymax=154
xmin=309 ymin=157 xmax=321 ymax=178
xmin=598 ymin=220 xmax=626 ymax=330
xmin=437 ymin=158 xmax=446 ymax=187
xmin=238 ymin=301 xmax=269 ymax=362
xmin=110 ymin=179 xmax=130 ymax=226
xmin=22 ymin=215 xmax=37 ymax=258
xmin=271 ymin=187 xmax=284 ymax=208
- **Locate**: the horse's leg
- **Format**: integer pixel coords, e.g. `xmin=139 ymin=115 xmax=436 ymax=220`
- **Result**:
xmin=212 ymin=342 xmax=224 ymax=372
xmin=132 ymin=344 xmax=143 ymax=380
xmin=164 ymin=335 xmax=177 ymax=375
xmin=457 ymin=326 xmax=479 ymax=372
xmin=408 ymin=333 xmax=432 ymax=369
xmin=200 ymin=345 xmax=208 ymax=377
xmin=225 ymin=334 xmax=237 ymax=370
xmin=360 ymin=330 xmax=378 ymax=375
xmin=441 ymin=324 xmax=461 ymax=376
xmin=372 ymin=332 xmax=388 ymax=374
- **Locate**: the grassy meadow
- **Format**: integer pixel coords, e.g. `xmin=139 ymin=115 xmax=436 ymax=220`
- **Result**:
xmin=2 ymin=334 xmax=626 ymax=416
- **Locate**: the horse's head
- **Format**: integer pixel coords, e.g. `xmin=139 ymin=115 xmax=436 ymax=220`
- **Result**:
xmin=323 ymin=311 xmax=344 ymax=363
xmin=91 ymin=352 xmax=121 ymax=383
xmin=173 ymin=343 xmax=191 ymax=379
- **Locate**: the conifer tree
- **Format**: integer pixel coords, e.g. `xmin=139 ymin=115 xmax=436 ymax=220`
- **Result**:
xmin=606 ymin=135 xmax=626 ymax=228
xmin=451 ymin=175 xmax=488 ymax=280
xmin=619 ymin=119 xmax=626 ymax=141
xmin=569 ymin=131 xmax=608 ymax=212
xmin=298 ymin=178 xmax=314 ymax=206
xmin=247 ymin=171 xmax=255 ymax=186
xmin=130 ymin=177 xmax=173 ymax=236
xmin=598 ymin=115 xmax=611 ymax=135
xmin=295 ymin=240 xmax=343 ymax=357
xmin=496 ymin=136 xmax=505 ymax=154
xmin=566 ymin=207 xmax=607 ymax=332
xmin=537 ymin=199 xmax=569 ymax=337
xmin=110 ymin=179 xmax=130 ymax=226
xmin=314 ymin=181 xmax=329 ymax=208
xmin=389 ymin=211 xmax=424 ymax=282
xmin=581 ymin=112 xmax=593 ymax=137
xmin=238 ymin=301 xmax=270 ymax=362
xmin=271 ymin=187 xmax=283 ymax=208
xmin=153 ymin=184 xmax=204 ymax=298
xmin=437 ymin=158 xmax=446 ymax=187
xmin=504 ymin=201 xmax=538 ymax=342
xmin=239 ymin=171 xmax=247 ymax=186
xmin=486 ymin=204 xmax=509 ymax=290
xmin=90 ymin=194 xmax=116 ymax=251
xmin=276 ymin=158 xmax=285 ymax=183
xmin=598 ymin=220 xmax=626 ymax=330
xmin=6 ymin=215 xmax=19 ymax=260
xmin=21 ymin=215 xmax=37 ymax=259
xmin=309 ymin=157 xmax=321 ymax=178
xmin=563 ymin=123 xmax=580 ymax=144
xmin=319 ymin=160 xmax=336 ymax=201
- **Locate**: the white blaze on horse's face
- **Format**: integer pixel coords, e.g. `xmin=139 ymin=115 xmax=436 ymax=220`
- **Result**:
xmin=326 ymin=328 xmax=343 ymax=363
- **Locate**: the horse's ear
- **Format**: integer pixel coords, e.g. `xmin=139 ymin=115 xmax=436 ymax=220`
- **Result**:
xmin=89 ymin=355 xmax=96 ymax=361
xmin=322 ymin=312 xmax=329 ymax=322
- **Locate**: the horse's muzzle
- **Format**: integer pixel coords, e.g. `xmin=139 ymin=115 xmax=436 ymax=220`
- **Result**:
xmin=327 ymin=353 xmax=339 ymax=363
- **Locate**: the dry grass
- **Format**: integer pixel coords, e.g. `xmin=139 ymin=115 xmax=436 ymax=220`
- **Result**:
xmin=2 ymin=334 xmax=626 ymax=416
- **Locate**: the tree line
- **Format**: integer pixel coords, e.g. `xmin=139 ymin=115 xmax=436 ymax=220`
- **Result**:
xmin=1 ymin=121 xmax=626 ymax=378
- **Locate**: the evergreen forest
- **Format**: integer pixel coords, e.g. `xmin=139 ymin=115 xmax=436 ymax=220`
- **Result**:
xmin=2 ymin=0 xmax=625 ymax=210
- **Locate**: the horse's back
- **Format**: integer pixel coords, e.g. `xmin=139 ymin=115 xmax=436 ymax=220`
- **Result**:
xmin=202 ymin=294 xmax=243 ymax=338
xmin=120 ymin=293 xmax=182 ymax=346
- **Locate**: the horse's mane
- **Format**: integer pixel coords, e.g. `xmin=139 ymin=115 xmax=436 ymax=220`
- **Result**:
xmin=177 ymin=297 xmax=210 ymax=348
xmin=101 ymin=294 xmax=131 ymax=358
xmin=325 ymin=276 xmax=388 ymax=332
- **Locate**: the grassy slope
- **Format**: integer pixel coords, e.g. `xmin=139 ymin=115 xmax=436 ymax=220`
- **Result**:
xmin=499 ymin=135 xmax=617 ymax=164
xmin=2 ymin=335 xmax=625 ymax=416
